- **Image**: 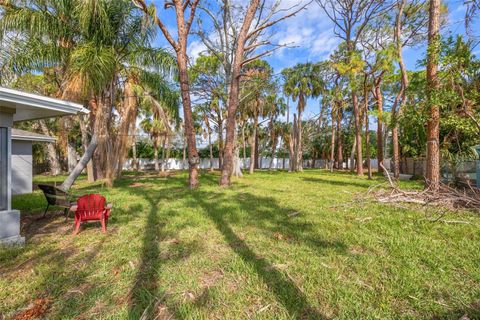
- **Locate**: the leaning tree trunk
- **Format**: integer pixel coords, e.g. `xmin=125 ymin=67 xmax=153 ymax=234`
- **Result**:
xmin=425 ymin=0 xmax=441 ymax=190
xmin=60 ymin=134 xmax=98 ymax=191
xmin=61 ymin=95 xmax=108 ymax=190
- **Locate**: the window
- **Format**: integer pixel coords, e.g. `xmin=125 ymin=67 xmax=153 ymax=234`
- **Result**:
xmin=0 ymin=127 xmax=7 ymax=211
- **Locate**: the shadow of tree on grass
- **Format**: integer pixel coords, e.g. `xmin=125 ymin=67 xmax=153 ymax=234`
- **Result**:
xmin=190 ymin=190 xmax=332 ymax=319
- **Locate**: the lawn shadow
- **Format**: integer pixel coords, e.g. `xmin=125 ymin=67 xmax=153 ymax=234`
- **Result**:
xmin=303 ymin=176 xmax=374 ymax=188
xmin=432 ymin=299 xmax=480 ymax=320
xmin=232 ymin=191 xmax=348 ymax=255
xmin=126 ymin=174 xmax=194 ymax=319
xmin=191 ymin=190 xmax=330 ymax=319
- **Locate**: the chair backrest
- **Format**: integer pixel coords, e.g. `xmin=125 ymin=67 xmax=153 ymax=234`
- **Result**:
xmin=38 ymin=184 xmax=70 ymax=207
xmin=76 ymin=194 xmax=106 ymax=219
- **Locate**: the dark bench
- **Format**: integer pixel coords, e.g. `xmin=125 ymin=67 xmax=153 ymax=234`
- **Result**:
xmin=37 ymin=184 xmax=78 ymax=219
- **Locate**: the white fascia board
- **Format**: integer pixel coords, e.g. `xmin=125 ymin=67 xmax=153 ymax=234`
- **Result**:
xmin=0 ymin=87 xmax=89 ymax=115
xmin=11 ymin=134 xmax=56 ymax=143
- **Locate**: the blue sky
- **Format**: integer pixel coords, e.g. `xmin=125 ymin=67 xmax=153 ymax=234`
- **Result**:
xmin=151 ymin=0 xmax=479 ymax=122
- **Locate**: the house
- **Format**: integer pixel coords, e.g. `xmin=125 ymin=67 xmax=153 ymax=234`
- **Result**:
xmin=12 ymin=128 xmax=56 ymax=195
xmin=0 ymin=87 xmax=88 ymax=245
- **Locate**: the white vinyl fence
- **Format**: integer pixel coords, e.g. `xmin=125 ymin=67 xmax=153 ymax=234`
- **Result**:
xmin=123 ymin=158 xmax=390 ymax=171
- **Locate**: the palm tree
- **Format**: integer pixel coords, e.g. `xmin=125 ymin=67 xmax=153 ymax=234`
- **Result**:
xmin=239 ymin=60 xmax=275 ymax=173
xmin=0 ymin=0 xmax=177 ymax=189
xmin=282 ymin=63 xmax=324 ymax=171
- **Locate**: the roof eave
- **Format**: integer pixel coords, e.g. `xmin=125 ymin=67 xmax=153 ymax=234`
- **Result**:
xmin=0 ymin=87 xmax=89 ymax=116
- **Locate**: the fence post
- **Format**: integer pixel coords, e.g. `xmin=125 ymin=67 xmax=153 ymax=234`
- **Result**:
xmin=475 ymin=145 xmax=480 ymax=188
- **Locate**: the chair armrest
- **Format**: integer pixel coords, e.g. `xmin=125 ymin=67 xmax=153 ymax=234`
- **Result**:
xmin=106 ymin=203 xmax=113 ymax=210
xmin=70 ymin=205 xmax=78 ymax=212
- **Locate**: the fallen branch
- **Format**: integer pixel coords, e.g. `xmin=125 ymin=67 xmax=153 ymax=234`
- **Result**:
xmin=373 ymin=164 xmax=480 ymax=215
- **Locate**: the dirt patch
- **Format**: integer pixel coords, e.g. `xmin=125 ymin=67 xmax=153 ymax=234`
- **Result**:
xmin=11 ymin=298 xmax=51 ymax=320
xmin=349 ymin=246 xmax=365 ymax=255
xmin=200 ymin=269 xmax=224 ymax=288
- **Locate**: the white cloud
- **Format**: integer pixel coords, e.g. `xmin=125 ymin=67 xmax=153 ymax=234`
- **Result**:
xmin=268 ymin=1 xmax=339 ymax=65
xmin=187 ymin=40 xmax=207 ymax=62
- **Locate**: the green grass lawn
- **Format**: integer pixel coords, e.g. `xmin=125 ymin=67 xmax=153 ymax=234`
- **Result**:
xmin=1 ymin=170 xmax=479 ymax=319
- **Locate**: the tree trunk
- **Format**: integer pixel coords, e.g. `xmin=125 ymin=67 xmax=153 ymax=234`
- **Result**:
xmin=165 ymin=135 xmax=171 ymax=172
xmin=176 ymin=53 xmax=199 ymax=188
xmin=352 ymin=92 xmax=363 ymax=175
xmin=218 ymin=114 xmax=224 ymax=169
xmin=391 ymin=0 xmax=409 ymax=179
xmin=292 ymin=113 xmax=298 ymax=171
xmin=329 ymin=108 xmax=336 ymax=172
xmin=336 ymin=107 xmax=343 ymax=169
xmin=161 ymin=135 xmax=166 ymax=172
xmin=60 ymin=95 xmax=107 ymax=190
xmin=154 ymin=137 xmax=160 ymax=172
xmin=132 ymin=128 xmax=138 ymax=172
xmin=242 ymin=123 xmax=247 ymax=169
xmin=296 ymin=108 xmax=303 ymax=171
xmin=60 ymin=134 xmax=98 ymax=191
xmin=232 ymin=126 xmax=243 ymax=178
xmin=79 ymin=115 xmax=95 ymax=182
xmin=288 ymin=134 xmax=295 ymax=172
xmin=67 ymin=142 xmax=78 ymax=173
xmin=219 ymin=0 xmax=259 ymax=186
xmin=365 ymin=95 xmax=372 ymax=180
xmin=182 ymin=135 xmax=187 ymax=170
xmin=207 ymin=119 xmax=214 ymax=172
xmin=375 ymin=82 xmax=384 ymax=169
xmin=115 ymin=78 xmax=138 ymax=178
xmin=425 ymin=0 xmax=441 ymax=190
xmin=38 ymin=120 xmax=61 ymax=175
xmin=269 ymin=135 xmax=277 ymax=170
xmin=350 ymin=136 xmax=356 ymax=172
xmin=254 ymin=112 xmax=260 ymax=170
xmin=249 ymin=129 xmax=255 ymax=174
xmin=284 ymin=96 xmax=289 ymax=170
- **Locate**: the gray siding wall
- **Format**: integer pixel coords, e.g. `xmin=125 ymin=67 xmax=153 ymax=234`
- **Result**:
xmin=12 ymin=140 xmax=32 ymax=195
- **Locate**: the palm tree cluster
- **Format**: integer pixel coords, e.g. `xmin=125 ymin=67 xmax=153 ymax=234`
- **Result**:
xmin=0 ymin=0 xmax=179 ymax=188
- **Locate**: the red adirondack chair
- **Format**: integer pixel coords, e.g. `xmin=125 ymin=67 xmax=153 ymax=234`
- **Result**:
xmin=70 ymin=194 xmax=112 ymax=235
